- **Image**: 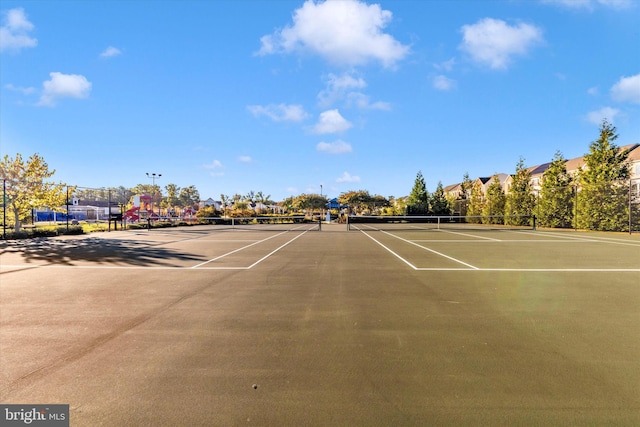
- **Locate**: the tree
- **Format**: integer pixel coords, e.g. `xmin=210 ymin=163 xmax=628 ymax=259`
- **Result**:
xmin=163 ymin=183 xmax=181 ymax=214
xmin=505 ymin=158 xmax=536 ymax=226
xmin=369 ymin=194 xmax=390 ymax=214
xmin=457 ymin=172 xmax=473 ymax=216
xmin=220 ymin=194 xmax=230 ymax=217
xmin=254 ymin=191 xmax=271 ymax=214
xmin=407 ymin=171 xmax=429 ymax=215
xmin=1 ymin=153 xmax=69 ymax=231
xmin=338 ymin=190 xmax=373 ymax=215
xmin=179 ymin=185 xmax=200 ymax=210
xmin=466 ymin=180 xmax=485 ymax=223
xmin=538 ymin=151 xmax=574 ymax=228
xmin=296 ymin=193 xmax=328 ymax=214
xmin=430 ymin=181 xmax=451 ymax=215
xmin=576 ymin=120 xmax=630 ymax=231
xmin=482 ymin=175 xmax=506 ymax=224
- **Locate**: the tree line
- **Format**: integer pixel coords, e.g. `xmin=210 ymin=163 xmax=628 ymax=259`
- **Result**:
xmin=1 ymin=120 xmax=637 ymax=232
xmin=402 ymin=120 xmax=638 ymax=232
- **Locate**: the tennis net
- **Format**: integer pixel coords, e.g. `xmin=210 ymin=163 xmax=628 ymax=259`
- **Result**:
xmin=199 ymin=216 xmax=322 ymax=231
xmin=346 ymin=215 xmax=536 ymax=231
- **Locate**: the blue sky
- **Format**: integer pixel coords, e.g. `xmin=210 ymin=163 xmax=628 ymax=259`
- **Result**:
xmin=1 ymin=0 xmax=639 ymax=202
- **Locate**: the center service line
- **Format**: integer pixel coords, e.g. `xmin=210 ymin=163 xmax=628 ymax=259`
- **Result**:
xmin=246 ymin=230 xmax=310 ymax=269
xmin=359 ymin=230 xmax=419 ymax=270
xmin=191 ymin=231 xmax=290 ymax=268
xmin=379 ymin=229 xmax=480 ymax=270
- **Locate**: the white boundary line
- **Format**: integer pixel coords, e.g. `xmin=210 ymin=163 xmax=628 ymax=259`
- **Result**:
xmin=359 ymin=231 xmax=419 ymax=270
xmin=191 ymin=231 xmax=289 ymax=268
xmin=531 ymin=231 xmax=640 ymax=247
xmin=2 ymin=264 xmax=638 ymax=272
xmin=438 ymin=229 xmax=500 ymax=241
xmin=378 ymin=229 xmax=479 ymax=270
xmin=360 ymin=229 xmax=479 ymax=270
xmin=246 ymin=230 xmax=310 ymax=269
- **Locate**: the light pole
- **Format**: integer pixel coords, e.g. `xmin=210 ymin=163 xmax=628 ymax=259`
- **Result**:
xmin=320 ymin=184 xmax=323 ymax=221
xmin=146 ymin=172 xmax=162 ymax=218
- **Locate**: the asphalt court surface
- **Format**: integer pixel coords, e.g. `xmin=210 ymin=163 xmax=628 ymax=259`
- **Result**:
xmin=1 ymin=224 xmax=639 ymax=425
xmin=352 ymin=226 xmax=640 ymax=270
xmin=2 ymin=224 xmax=638 ymax=271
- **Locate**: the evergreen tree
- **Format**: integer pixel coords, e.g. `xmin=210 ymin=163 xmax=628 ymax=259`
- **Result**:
xmin=505 ymin=158 xmax=536 ymax=226
xmin=457 ymin=172 xmax=473 ymax=216
xmin=538 ymin=151 xmax=574 ymax=228
xmin=430 ymin=181 xmax=451 ymax=215
xmin=482 ymin=175 xmax=506 ymax=224
xmin=466 ymin=180 xmax=485 ymax=223
xmin=576 ymin=120 xmax=630 ymax=231
xmin=407 ymin=171 xmax=429 ymax=215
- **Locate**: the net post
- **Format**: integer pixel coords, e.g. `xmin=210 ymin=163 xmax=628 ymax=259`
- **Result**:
xmin=346 ymin=214 xmax=350 ymax=231
xmin=318 ymin=218 xmax=322 ymax=231
xmin=532 ymin=214 xmax=537 ymax=231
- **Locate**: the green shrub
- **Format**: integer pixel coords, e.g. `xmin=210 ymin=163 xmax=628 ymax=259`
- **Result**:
xmin=61 ymin=226 xmax=84 ymax=235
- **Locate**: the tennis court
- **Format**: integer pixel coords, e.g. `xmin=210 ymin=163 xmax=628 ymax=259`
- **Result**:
xmin=1 ymin=223 xmax=638 ymax=425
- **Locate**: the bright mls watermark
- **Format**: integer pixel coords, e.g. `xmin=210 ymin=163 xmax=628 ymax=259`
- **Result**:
xmin=1 ymin=405 xmax=69 ymax=426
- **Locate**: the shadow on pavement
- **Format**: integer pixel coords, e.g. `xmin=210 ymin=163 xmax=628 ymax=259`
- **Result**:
xmin=0 ymin=237 xmax=205 ymax=267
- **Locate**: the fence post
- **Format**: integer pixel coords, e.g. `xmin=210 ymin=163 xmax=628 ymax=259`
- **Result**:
xmin=2 ymin=179 xmax=6 ymax=239
xmin=66 ymin=186 xmax=70 ymax=233
xmin=574 ymin=185 xmax=578 ymax=231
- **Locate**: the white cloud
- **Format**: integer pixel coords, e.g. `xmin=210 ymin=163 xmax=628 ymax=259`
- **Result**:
xmin=459 ymin=18 xmax=544 ymax=70
xmin=586 ymin=106 xmax=619 ymax=125
xmin=100 ymin=46 xmax=121 ymax=58
xmin=247 ymin=103 xmax=309 ymax=122
xmin=238 ymin=155 xmax=252 ymax=163
xmin=316 ymin=139 xmax=352 ymax=154
xmin=311 ymin=109 xmax=353 ymax=134
xmin=610 ymin=73 xmax=640 ymax=104
xmin=318 ymin=72 xmax=367 ymax=107
xmin=434 ymin=58 xmax=456 ymax=72
xmin=541 ymin=0 xmax=632 ymax=9
xmin=587 ymin=86 xmax=599 ymax=96
xmin=5 ymin=83 xmax=36 ymax=95
xmin=257 ymin=0 xmax=409 ymax=68
xmin=204 ymin=159 xmax=224 ymax=176
xmin=345 ymin=92 xmax=391 ymax=110
xmin=37 ymin=72 xmax=92 ymax=107
xmin=0 ymin=8 xmax=37 ymax=52
xmin=336 ymin=171 xmax=360 ymax=183
xmin=318 ymin=72 xmax=390 ymax=110
xmin=433 ymin=75 xmax=456 ymax=91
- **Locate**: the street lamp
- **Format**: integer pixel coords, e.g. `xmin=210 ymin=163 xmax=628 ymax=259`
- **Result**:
xmin=146 ymin=172 xmax=162 ymax=218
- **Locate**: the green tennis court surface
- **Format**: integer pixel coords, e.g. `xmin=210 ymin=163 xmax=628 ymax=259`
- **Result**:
xmin=1 ymin=224 xmax=638 ymax=425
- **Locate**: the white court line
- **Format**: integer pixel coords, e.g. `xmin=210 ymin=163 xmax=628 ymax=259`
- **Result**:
xmin=359 ymin=230 xmax=419 ymax=270
xmin=409 ymin=239 xmax=602 ymax=243
xmin=414 ymin=268 xmax=640 ymax=272
xmin=375 ymin=229 xmax=480 ymax=270
xmin=438 ymin=229 xmax=500 ymax=241
xmin=2 ymin=264 xmax=638 ymax=272
xmin=359 ymin=229 xmax=479 ymax=270
xmin=191 ymin=231 xmax=289 ymax=268
xmin=246 ymin=230 xmax=310 ymax=269
xmin=532 ymin=231 xmax=640 ymax=247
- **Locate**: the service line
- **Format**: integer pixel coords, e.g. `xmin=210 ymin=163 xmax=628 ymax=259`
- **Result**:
xmin=191 ymin=231 xmax=290 ymax=268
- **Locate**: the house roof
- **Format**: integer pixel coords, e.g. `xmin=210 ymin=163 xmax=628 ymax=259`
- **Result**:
xmin=527 ymin=162 xmax=551 ymax=176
